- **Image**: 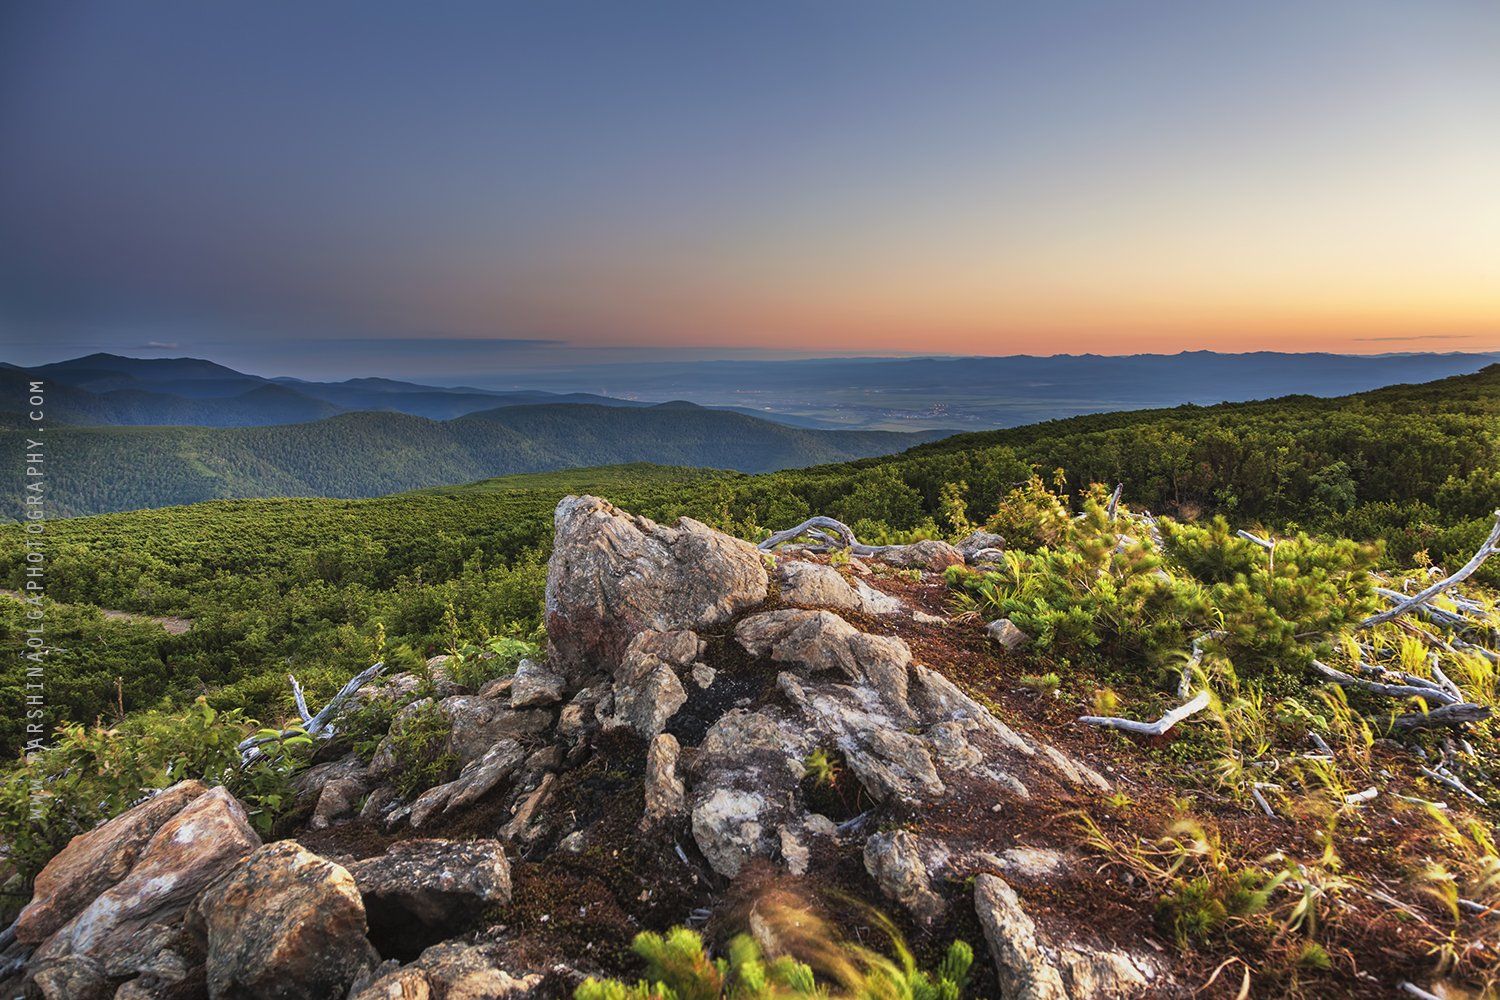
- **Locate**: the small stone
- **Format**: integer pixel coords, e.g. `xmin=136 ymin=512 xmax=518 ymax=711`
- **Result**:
xmin=986 ymin=618 xmax=1032 ymax=651
xmin=510 ymin=658 xmax=566 ymax=708
xmin=642 ymin=733 xmax=687 ymax=828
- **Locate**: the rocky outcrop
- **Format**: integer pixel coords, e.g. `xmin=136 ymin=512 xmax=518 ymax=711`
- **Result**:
xmin=351 ymin=839 xmax=511 ymax=930
xmin=15 ymin=780 xmax=210 ymax=946
xmin=545 ymin=495 xmax=768 ymax=683
xmin=29 ymin=787 xmax=262 ymax=1000
xmin=193 ymin=840 xmax=377 ymax=999
xmin=689 ymin=710 xmax=810 ymax=877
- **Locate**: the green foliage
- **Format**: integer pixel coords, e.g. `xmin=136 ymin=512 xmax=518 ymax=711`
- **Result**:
xmin=949 ymin=481 xmax=1380 ymax=691
xmin=575 ymin=924 xmax=972 ymax=1000
xmin=387 ymin=700 xmax=458 ymax=798
xmin=802 ymin=748 xmax=842 ymax=789
xmin=0 ymin=697 xmax=299 ymax=885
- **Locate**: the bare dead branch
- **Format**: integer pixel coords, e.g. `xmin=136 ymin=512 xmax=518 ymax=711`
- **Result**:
xmin=1391 ymin=702 xmax=1492 ymax=731
xmin=238 ymin=660 xmax=385 ymax=765
xmin=1361 ymin=509 xmax=1500 ymax=629
xmin=1080 ymin=690 xmax=1210 ymax=737
xmin=1311 ymin=660 xmax=1459 ymax=706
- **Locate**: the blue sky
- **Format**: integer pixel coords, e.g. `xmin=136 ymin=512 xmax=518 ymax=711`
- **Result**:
xmin=3 ymin=1 xmax=1498 ymax=379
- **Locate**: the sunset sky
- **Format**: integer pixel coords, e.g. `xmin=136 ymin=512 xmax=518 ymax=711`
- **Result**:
xmin=2 ymin=1 xmax=1499 ymax=375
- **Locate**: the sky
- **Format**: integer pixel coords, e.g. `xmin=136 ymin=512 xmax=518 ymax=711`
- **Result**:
xmin=2 ymin=0 xmax=1499 ymax=379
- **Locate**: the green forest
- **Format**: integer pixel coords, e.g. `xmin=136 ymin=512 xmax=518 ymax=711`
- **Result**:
xmin=3 ymin=367 xmax=1498 ymax=759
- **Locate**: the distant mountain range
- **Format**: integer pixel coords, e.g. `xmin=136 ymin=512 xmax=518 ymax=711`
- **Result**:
xmin=491 ymin=350 xmax=1500 ymax=430
xmin=1 ymin=398 xmax=948 ymax=516
xmin=1 ymin=353 xmax=835 ymax=428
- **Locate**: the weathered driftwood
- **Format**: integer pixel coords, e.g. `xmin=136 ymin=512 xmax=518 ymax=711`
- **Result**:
xmin=1360 ymin=510 xmax=1500 ymax=628
xmin=1391 ymin=702 xmax=1493 ymax=731
xmin=1236 ymin=529 xmax=1274 ymax=551
xmin=759 ymin=516 xmax=859 ymax=552
xmin=1420 ymin=765 xmax=1486 ymax=805
xmin=238 ymin=660 xmax=385 ymax=765
xmin=1080 ymin=689 xmax=1210 ymax=737
xmin=1311 ymin=660 xmax=1458 ymax=706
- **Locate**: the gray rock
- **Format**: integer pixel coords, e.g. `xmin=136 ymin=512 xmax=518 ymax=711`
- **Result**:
xmin=348 ymin=941 xmax=542 ymax=1000
xmin=602 ymin=630 xmax=699 ymax=737
xmin=974 ymin=874 xmax=1068 ymax=1000
xmin=351 ymin=839 xmax=511 ymax=928
xmin=957 ymin=531 xmax=1007 ymax=562
xmin=863 ymin=830 xmax=946 ymax=926
xmin=986 ymin=618 xmax=1032 ymax=651
xmin=735 ymin=609 xmax=913 ymax=710
xmin=509 ymin=658 xmax=566 ymax=708
xmin=545 ymin=495 xmax=768 ymax=684
xmin=688 ymin=710 xmax=808 ymax=877
xmin=775 ymin=560 xmax=861 ymax=612
xmin=871 ymin=539 xmax=964 ymax=572
xmin=852 ymin=578 xmax=905 ymax=616
xmin=642 ymin=733 xmax=686 ymax=828
xmin=407 ymin=739 xmax=527 ymax=829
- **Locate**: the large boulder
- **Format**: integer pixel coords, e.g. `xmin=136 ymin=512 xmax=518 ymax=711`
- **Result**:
xmin=351 ymin=839 xmax=511 ymax=932
xmin=29 ymin=787 xmax=262 ymax=1000
xmin=15 ymin=780 xmax=209 ymax=946
xmin=194 ymin=840 xmax=377 ymax=999
xmin=545 ymin=495 xmax=768 ymax=683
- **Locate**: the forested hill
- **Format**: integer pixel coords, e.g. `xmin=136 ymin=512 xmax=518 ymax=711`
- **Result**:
xmin=4 ymin=401 xmax=947 ymax=516
xmin=2 ymin=365 xmax=1498 ymax=769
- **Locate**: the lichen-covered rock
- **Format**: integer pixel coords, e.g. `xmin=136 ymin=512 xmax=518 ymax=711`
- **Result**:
xmin=689 ymin=710 xmax=808 ymax=877
xmin=602 ymin=630 xmax=701 ymax=737
xmin=29 ymin=787 xmax=261 ymax=1000
xmin=406 ymin=739 xmax=527 ymax=829
xmin=437 ymin=696 xmax=552 ymax=766
xmin=351 ymin=839 xmax=511 ymax=930
xmin=775 ymin=560 xmax=861 ymax=612
xmin=735 ymin=609 xmax=913 ymax=708
xmin=194 ymin=840 xmax=377 ymax=1000
xmin=642 ymin=733 xmax=686 ymax=827
xmin=509 ymin=659 xmax=566 ymax=708
xmin=15 ymin=780 xmax=209 ymax=946
xmin=974 ymin=874 xmax=1068 ymax=1000
xmin=777 ymin=673 xmax=943 ymax=803
xmin=545 ymin=495 xmax=768 ymax=683
xmin=349 ymin=942 xmax=542 ymax=1000
xmin=863 ymin=830 xmax=947 ymax=926
xmin=872 ymin=539 xmax=964 ymax=571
